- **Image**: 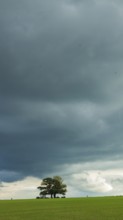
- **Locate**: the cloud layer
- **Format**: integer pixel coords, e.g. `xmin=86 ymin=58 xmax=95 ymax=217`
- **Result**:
xmin=1 ymin=0 xmax=123 ymax=198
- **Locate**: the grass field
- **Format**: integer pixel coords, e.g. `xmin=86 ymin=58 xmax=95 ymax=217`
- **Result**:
xmin=0 ymin=196 xmax=123 ymax=220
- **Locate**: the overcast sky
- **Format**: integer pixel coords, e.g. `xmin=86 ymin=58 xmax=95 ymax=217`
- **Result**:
xmin=1 ymin=0 xmax=123 ymax=199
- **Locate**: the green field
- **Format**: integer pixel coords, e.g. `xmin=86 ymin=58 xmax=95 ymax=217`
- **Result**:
xmin=0 ymin=196 xmax=123 ymax=220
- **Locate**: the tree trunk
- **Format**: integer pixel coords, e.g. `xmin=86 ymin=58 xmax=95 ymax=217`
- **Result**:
xmin=54 ymin=193 xmax=56 ymax=198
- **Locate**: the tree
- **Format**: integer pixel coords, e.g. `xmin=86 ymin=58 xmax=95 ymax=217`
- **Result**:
xmin=37 ymin=176 xmax=67 ymax=198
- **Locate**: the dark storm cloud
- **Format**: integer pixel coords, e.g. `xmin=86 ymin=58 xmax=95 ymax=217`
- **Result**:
xmin=1 ymin=0 xmax=123 ymax=182
xmin=1 ymin=0 xmax=122 ymax=103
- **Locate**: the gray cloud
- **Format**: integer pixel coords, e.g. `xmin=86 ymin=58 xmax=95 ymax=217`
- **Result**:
xmin=0 ymin=0 xmax=123 ymax=195
xmin=1 ymin=0 xmax=123 ymax=103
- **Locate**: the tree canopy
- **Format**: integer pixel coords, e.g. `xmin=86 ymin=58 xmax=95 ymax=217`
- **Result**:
xmin=37 ymin=176 xmax=67 ymax=198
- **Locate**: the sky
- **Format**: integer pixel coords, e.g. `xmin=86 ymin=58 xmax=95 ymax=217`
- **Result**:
xmin=1 ymin=0 xmax=123 ymax=199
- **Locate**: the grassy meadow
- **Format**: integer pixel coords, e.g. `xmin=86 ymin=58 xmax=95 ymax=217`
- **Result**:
xmin=0 ymin=196 xmax=123 ymax=220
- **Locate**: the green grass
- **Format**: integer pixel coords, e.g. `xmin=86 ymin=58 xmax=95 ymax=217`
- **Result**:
xmin=0 ymin=196 xmax=123 ymax=220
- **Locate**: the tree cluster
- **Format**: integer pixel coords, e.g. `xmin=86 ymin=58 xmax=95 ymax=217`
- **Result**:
xmin=37 ymin=176 xmax=67 ymax=198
